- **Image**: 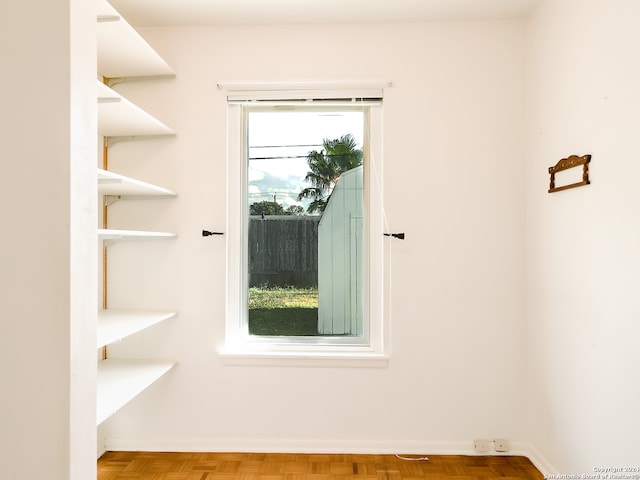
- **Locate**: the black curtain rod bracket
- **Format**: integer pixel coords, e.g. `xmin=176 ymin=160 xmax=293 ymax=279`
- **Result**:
xmin=202 ymin=229 xmax=224 ymax=237
xmin=383 ymin=232 xmax=405 ymax=240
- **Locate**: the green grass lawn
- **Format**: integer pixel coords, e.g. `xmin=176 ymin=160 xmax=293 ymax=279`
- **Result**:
xmin=248 ymin=286 xmax=319 ymax=336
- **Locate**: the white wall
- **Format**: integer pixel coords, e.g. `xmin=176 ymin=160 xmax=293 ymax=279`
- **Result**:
xmin=526 ymin=0 xmax=640 ymax=472
xmin=3 ymin=0 xmax=635 ymax=470
xmin=0 ymin=0 xmax=96 ymax=479
xmin=102 ymin=20 xmax=527 ymax=454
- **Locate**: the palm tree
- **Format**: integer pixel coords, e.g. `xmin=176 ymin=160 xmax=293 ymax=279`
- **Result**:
xmin=297 ymin=134 xmax=363 ymax=214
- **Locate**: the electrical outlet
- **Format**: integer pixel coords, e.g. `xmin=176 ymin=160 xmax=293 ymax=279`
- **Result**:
xmin=473 ymin=439 xmax=491 ymax=453
xmin=494 ymin=438 xmax=510 ymax=452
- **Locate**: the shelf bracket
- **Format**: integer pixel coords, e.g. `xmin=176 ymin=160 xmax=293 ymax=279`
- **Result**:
xmin=106 ymin=133 xmax=176 ymax=148
xmin=105 ymin=74 xmax=176 ymax=88
xmin=104 ymin=194 xmax=122 ymax=207
xmin=97 ymin=14 xmax=120 ymax=23
xmin=98 ymin=97 xmax=121 ymax=104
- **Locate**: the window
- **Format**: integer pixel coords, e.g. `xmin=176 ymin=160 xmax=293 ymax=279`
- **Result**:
xmin=221 ymin=82 xmax=388 ymax=364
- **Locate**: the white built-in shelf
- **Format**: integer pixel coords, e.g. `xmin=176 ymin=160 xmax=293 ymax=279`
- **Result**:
xmin=97 ymin=81 xmax=174 ymax=138
xmin=97 ymin=309 xmax=176 ymax=348
xmin=97 ymin=358 xmax=175 ymax=425
xmin=95 ymin=0 xmax=177 ymax=430
xmin=97 ymin=81 xmax=120 ymax=102
xmin=97 ymin=0 xmax=174 ymax=79
xmin=98 ymin=169 xmax=176 ymax=196
xmin=98 ymin=228 xmax=176 ymax=240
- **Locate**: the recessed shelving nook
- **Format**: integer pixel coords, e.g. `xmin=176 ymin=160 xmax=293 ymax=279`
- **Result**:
xmin=96 ymin=0 xmax=177 ymax=428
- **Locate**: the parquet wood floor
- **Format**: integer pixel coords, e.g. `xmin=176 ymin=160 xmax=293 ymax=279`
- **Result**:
xmin=97 ymin=451 xmax=544 ymax=480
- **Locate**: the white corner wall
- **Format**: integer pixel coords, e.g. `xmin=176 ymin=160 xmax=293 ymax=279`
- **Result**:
xmin=101 ymin=20 xmax=527 ymax=454
xmin=526 ymin=0 xmax=640 ymax=472
xmin=0 ymin=0 xmax=96 ymax=479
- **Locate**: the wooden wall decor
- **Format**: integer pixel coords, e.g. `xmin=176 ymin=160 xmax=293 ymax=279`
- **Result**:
xmin=548 ymin=154 xmax=591 ymax=193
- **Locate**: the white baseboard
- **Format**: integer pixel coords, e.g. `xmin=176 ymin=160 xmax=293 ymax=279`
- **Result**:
xmin=97 ymin=436 xmax=107 ymax=459
xmin=106 ymin=437 xmax=469 ymax=455
xmin=104 ymin=437 xmax=556 ymax=473
xmin=522 ymin=442 xmax=558 ymax=476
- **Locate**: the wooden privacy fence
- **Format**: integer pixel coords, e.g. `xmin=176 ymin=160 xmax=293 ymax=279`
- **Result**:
xmin=248 ymin=215 xmax=320 ymax=288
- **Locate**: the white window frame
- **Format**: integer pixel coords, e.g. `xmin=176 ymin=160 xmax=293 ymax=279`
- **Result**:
xmin=219 ymin=81 xmax=389 ymax=367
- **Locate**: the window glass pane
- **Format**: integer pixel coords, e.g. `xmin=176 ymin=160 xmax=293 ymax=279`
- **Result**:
xmin=246 ymin=108 xmax=365 ymax=337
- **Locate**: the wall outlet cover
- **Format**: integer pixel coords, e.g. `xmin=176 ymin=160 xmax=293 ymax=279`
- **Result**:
xmin=494 ymin=438 xmax=510 ymax=452
xmin=473 ymin=439 xmax=491 ymax=453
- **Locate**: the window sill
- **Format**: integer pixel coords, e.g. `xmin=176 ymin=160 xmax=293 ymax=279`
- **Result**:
xmin=218 ymin=349 xmax=389 ymax=368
